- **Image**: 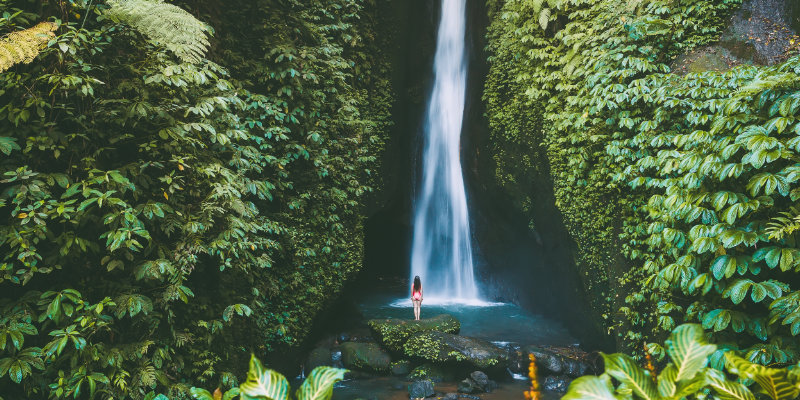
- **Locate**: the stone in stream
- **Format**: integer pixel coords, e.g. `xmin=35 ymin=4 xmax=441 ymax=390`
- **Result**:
xmin=457 ymin=371 xmax=498 ymax=394
xmin=340 ymin=342 xmax=392 ymax=373
xmin=403 ymin=331 xmax=508 ymax=370
xmin=469 ymin=371 xmax=498 ymax=392
xmin=524 ymin=345 xmax=596 ymax=377
xmin=543 ymin=375 xmax=572 ymax=393
xmin=305 ymin=346 xmax=332 ymax=371
xmin=368 ymin=314 xmax=460 ymax=353
xmin=390 ymin=360 xmax=412 ymax=376
xmin=406 ymin=363 xmax=451 ymax=383
xmin=407 ymin=378 xmax=435 ymax=399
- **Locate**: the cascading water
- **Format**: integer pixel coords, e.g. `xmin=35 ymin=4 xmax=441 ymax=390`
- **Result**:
xmin=409 ymin=0 xmax=479 ymax=303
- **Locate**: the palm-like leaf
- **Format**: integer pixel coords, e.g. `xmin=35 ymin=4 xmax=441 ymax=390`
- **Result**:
xmin=664 ymin=324 xmax=716 ymax=381
xmin=239 ymin=355 xmax=289 ymax=400
xmin=104 ymin=0 xmax=211 ymax=63
xmin=295 ymin=366 xmax=347 ymax=400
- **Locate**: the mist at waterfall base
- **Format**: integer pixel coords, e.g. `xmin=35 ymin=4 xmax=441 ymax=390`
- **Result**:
xmin=409 ymin=0 xmax=479 ymax=304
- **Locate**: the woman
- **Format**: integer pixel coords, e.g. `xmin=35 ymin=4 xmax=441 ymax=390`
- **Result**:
xmin=411 ymin=275 xmax=423 ymax=321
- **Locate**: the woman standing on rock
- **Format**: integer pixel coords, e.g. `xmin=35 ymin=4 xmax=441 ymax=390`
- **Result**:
xmin=411 ymin=275 xmax=423 ymax=320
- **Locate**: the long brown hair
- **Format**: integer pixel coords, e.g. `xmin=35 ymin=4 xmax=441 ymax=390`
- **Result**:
xmin=413 ymin=276 xmax=421 ymax=292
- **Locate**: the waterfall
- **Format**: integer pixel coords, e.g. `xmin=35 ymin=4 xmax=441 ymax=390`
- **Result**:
xmin=410 ymin=0 xmax=479 ymax=302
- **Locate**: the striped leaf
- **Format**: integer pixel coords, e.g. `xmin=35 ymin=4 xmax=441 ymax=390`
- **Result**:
xmin=706 ymin=368 xmax=756 ymax=400
xmin=664 ymin=324 xmax=716 ymax=381
xmin=657 ymin=364 xmax=677 ymax=397
xmin=602 ymin=353 xmax=658 ymax=400
xmin=295 ymin=366 xmax=347 ymax=400
xmin=563 ymin=374 xmax=621 ymax=400
xmin=239 ymin=355 xmax=289 ymax=400
xmin=725 ymin=354 xmax=799 ymax=400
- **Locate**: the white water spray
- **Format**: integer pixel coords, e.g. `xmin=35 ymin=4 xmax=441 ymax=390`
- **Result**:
xmin=410 ymin=0 xmax=479 ymax=303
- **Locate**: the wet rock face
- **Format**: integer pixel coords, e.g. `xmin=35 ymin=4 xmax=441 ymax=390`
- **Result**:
xmin=403 ymin=331 xmax=508 ymax=370
xmin=340 ymin=342 xmax=392 ymax=373
xmin=368 ymin=314 xmax=461 ymax=353
xmin=673 ymin=0 xmax=799 ymax=73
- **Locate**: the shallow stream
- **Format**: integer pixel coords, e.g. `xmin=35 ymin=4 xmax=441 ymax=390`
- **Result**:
xmin=328 ymin=294 xmax=578 ymax=399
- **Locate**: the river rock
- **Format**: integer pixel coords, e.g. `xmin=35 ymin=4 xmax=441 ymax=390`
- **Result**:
xmin=391 ymin=360 xmax=412 ymax=376
xmin=442 ymin=394 xmax=459 ymax=400
xmin=340 ymin=342 xmax=391 ymax=373
xmin=524 ymin=345 xmax=596 ymax=377
xmin=524 ymin=346 xmax=563 ymax=374
xmin=458 ymin=378 xmax=480 ymax=394
xmin=406 ymin=363 xmax=450 ymax=383
xmin=368 ymin=314 xmax=460 ymax=353
xmin=403 ymin=332 xmax=508 ymax=370
xmin=306 ymin=346 xmax=332 ymax=371
xmin=543 ymin=375 xmax=571 ymax=393
xmin=469 ymin=371 xmax=498 ymax=392
xmin=408 ymin=379 xmax=435 ymax=399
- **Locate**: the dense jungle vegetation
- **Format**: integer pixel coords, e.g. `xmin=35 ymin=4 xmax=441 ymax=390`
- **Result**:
xmin=485 ymin=0 xmax=800 ymax=371
xmin=0 ymin=0 xmax=391 ymax=398
xmin=4 ymin=0 xmax=800 ymax=398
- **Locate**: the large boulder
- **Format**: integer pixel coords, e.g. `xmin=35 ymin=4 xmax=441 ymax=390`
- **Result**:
xmin=368 ymin=314 xmax=460 ymax=353
xmin=403 ymin=331 xmax=508 ymax=370
xmin=340 ymin=342 xmax=391 ymax=373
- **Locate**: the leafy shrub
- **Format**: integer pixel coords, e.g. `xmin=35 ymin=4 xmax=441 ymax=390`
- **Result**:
xmin=564 ymin=324 xmax=800 ymax=400
xmin=0 ymin=0 xmax=392 ymax=398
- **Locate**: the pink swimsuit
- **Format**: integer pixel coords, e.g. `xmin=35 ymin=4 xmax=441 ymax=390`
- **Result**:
xmin=412 ymin=291 xmax=421 ymax=300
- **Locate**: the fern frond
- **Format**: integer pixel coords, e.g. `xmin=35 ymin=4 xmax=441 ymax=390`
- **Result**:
xmin=0 ymin=22 xmax=57 ymax=73
xmin=105 ymin=0 xmax=211 ymax=63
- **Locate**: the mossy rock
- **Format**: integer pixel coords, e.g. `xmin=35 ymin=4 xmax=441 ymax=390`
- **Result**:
xmin=403 ymin=331 xmax=508 ymax=370
xmin=340 ymin=342 xmax=392 ymax=373
xmin=368 ymin=314 xmax=460 ymax=353
xmin=406 ymin=363 xmax=452 ymax=382
xmin=390 ymin=359 xmax=412 ymax=376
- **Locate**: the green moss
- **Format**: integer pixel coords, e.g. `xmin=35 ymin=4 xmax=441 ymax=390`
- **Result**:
xmin=402 ymin=332 xmax=507 ymax=370
xmin=368 ymin=314 xmax=460 ymax=353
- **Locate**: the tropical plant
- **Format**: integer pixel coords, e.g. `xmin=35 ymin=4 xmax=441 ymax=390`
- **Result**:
xmin=564 ymin=324 xmax=800 ymax=400
xmin=0 ymin=21 xmax=56 ymax=72
xmin=104 ymin=0 xmax=210 ymax=63
xmin=191 ymin=355 xmax=346 ymax=400
xmin=0 ymin=0 xmax=392 ymax=398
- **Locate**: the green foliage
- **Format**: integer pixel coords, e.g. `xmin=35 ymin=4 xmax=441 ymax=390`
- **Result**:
xmin=235 ymin=355 xmax=345 ymax=400
xmin=104 ymin=0 xmax=210 ymax=63
xmin=0 ymin=0 xmax=392 ymax=398
xmin=564 ymin=324 xmax=800 ymax=400
xmin=0 ymin=21 xmax=56 ymax=72
xmin=484 ymin=0 xmax=800 ymax=361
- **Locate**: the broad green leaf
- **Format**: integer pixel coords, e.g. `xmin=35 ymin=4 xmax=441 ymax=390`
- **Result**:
xmin=707 ymin=369 xmax=756 ymax=400
xmin=295 ymin=366 xmax=347 ymax=400
xmin=602 ymin=353 xmax=657 ymax=400
xmin=240 ymin=355 xmax=289 ymax=400
xmin=664 ymin=324 xmax=716 ymax=381
xmin=563 ymin=374 xmax=621 ymax=400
